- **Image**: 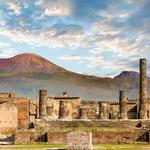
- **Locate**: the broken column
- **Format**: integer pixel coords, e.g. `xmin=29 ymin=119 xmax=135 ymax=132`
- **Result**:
xmin=119 ymin=91 xmax=128 ymax=119
xmin=99 ymin=102 xmax=108 ymax=119
xmin=59 ymin=101 xmax=65 ymax=119
xmin=39 ymin=90 xmax=47 ymax=118
xmin=139 ymin=58 xmax=148 ymax=119
xmin=79 ymin=108 xmax=87 ymax=119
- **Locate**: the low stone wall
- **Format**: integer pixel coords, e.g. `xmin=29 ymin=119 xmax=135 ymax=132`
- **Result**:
xmin=14 ymin=130 xmax=139 ymax=144
xmin=14 ymin=130 xmax=47 ymax=144
xmin=14 ymin=132 xmax=31 ymax=144
xmin=93 ymin=131 xmax=134 ymax=144
xmin=47 ymin=132 xmax=67 ymax=144
xmin=35 ymin=119 xmax=150 ymax=131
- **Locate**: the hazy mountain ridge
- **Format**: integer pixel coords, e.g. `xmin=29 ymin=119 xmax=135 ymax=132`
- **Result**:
xmin=0 ymin=53 xmax=149 ymax=100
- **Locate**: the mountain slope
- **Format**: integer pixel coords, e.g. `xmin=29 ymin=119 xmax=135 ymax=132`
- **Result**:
xmin=0 ymin=53 xmax=65 ymax=73
xmin=114 ymin=71 xmax=139 ymax=80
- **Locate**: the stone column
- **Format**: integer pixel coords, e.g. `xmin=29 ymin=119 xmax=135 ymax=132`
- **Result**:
xmin=39 ymin=90 xmax=47 ymax=118
xmin=119 ymin=91 xmax=128 ymax=119
xmin=99 ymin=102 xmax=108 ymax=119
xmin=79 ymin=108 xmax=87 ymax=119
xmin=59 ymin=101 xmax=65 ymax=119
xmin=139 ymin=58 xmax=148 ymax=119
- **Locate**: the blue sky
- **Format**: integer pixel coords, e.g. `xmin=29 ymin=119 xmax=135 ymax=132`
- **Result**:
xmin=0 ymin=0 xmax=150 ymax=77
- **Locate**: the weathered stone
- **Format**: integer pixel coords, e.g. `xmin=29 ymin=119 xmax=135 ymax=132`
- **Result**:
xmin=139 ymin=59 xmax=148 ymax=119
xmin=79 ymin=108 xmax=87 ymax=119
xmin=66 ymin=132 xmax=93 ymax=150
xmin=39 ymin=90 xmax=47 ymax=118
xmin=46 ymin=96 xmax=80 ymax=119
xmin=99 ymin=102 xmax=109 ymax=119
xmin=119 ymin=91 xmax=128 ymax=119
xmin=14 ymin=132 xmax=31 ymax=144
xmin=0 ymin=102 xmax=18 ymax=131
xmin=59 ymin=101 xmax=65 ymax=119
xmin=47 ymin=132 xmax=67 ymax=144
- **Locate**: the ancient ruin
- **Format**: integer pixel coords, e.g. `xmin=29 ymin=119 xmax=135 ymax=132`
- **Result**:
xmin=0 ymin=58 xmax=150 ymax=146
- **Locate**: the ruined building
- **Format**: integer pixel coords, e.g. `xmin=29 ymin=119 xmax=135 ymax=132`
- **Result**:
xmin=35 ymin=59 xmax=149 ymax=120
xmin=1 ymin=58 xmax=150 ymax=144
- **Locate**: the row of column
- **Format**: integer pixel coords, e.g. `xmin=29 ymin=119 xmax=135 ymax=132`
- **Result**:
xmin=98 ymin=91 xmax=128 ymax=120
xmin=39 ymin=90 xmax=66 ymax=119
xmin=99 ymin=58 xmax=148 ymax=120
xmin=39 ymin=59 xmax=148 ymax=120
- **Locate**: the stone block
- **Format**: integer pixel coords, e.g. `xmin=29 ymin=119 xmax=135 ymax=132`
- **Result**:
xmin=66 ymin=132 xmax=93 ymax=150
xmin=14 ymin=132 xmax=31 ymax=144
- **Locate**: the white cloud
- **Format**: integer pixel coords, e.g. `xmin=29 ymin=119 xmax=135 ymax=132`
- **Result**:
xmin=87 ymin=56 xmax=136 ymax=71
xmin=0 ymin=25 xmax=84 ymax=49
xmin=5 ymin=1 xmax=21 ymax=15
xmin=59 ymin=55 xmax=82 ymax=61
xmin=0 ymin=49 xmax=15 ymax=58
xmin=0 ymin=19 xmax=6 ymax=26
xmin=39 ymin=0 xmax=72 ymax=17
xmin=0 ymin=42 xmax=16 ymax=58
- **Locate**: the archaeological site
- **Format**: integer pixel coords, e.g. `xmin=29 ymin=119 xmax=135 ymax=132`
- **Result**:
xmin=1 ymin=58 xmax=150 ymax=147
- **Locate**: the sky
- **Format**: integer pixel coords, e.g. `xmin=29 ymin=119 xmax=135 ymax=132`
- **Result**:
xmin=0 ymin=0 xmax=150 ymax=77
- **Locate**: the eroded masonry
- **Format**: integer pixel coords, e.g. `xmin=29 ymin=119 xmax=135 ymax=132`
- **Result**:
xmin=1 ymin=58 xmax=150 ymax=145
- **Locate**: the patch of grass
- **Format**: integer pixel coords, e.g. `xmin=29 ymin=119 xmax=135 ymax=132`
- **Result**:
xmin=94 ymin=144 xmax=150 ymax=150
xmin=0 ymin=144 xmax=65 ymax=149
xmin=50 ymin=126 xmax=131 ymax=132
xmin=0 ymin=144 xmax=150 ymax=150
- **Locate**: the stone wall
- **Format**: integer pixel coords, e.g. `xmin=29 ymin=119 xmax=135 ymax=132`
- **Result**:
xmin=0 ymin=101 xmax=18 ymax=131
xmin=10 ymin=97 xmax=30 ymax=129
xmin=93 ymin=131 xmax=134 ymax=144
xmin=47 ymin=132 xmax=67 ymax=144
xmin=35 ymin=120 xmax=149 ymax=130
xmin=14 ymin=130 xmax=47 ymax=144
xmin=29 ymin=102 xmax=38 ymax=123
xmin=14 ymin=129 xmax=144 ymax=144
xmin=46 ymin=97 xmax=80 ymax=119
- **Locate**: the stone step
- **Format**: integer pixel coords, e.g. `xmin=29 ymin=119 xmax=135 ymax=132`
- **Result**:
xmin=0 ymin=141 xmax=13 ymax=145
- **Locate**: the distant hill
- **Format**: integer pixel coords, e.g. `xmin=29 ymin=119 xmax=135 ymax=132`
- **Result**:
xmin=0 ymin=53 xmax=149 ymax=100
xmin=114 ymin=71 xmax=139 ymax=80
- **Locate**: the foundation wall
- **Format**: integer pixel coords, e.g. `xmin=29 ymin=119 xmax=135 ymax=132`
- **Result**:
xmin=14 ymin=130 xmax=148 ymax=144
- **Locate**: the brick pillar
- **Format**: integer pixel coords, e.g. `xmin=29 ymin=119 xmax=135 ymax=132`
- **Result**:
xmin=139 ymin=59 xmax=148 ymax=119
xmin=59 ymin=101 xmax=65 ymax=119
xmin=79 ymin=108 xmax=87 ymax=119
xmin=99 ymin=102 xmax=108 ymax=119
xmin=119 ymin=91 xmax=128 ymax=119
xmin=39 ymin=90 xmax=47 ymax=118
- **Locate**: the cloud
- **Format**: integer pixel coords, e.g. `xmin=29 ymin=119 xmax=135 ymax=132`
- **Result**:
xmin=0 ymin=23 xmax=84 ymax=49
xmin=5 ymin=0 xmax=21 ymax=15
xmin=0 ymin=42 xmax=16 ymax=58
xmin=59 ymin=55 xmax=82 ymax=61
xmin=37 ymin=0 xmax=72 ymax=17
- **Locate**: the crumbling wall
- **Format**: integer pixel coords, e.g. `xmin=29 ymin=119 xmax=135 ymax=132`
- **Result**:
xmin=0 ymin=101 xmax=18 ymax=131
xmin=47 ymin=132 xmax=67 ymax=144
xmin=10 ymin=97 xmax=30 ymax=129
xmin=14 ymin=130 xmax=137 ymax=144
xmin=93 ymin=131 xmax=134 ymax=144
xmin=46 ymin=97 xmax=80 ymax=119
xmin=29 ymin=102 xmax=38 ymax=123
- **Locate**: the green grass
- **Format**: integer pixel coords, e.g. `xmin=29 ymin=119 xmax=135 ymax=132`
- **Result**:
xmin=0 ymin=144 xmax=150 ymax=150
xmin=44 ymin=126 xmax=131 ymax=132
xmin=0 ymin=144 xmax=65 ymax=149
xmin=94 ymin=144 xmax=150 ymax=150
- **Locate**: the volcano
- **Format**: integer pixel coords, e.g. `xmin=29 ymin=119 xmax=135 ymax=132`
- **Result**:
xmin=0 ymin=53 xmax=148 ymax=100
xmin=0 ymin=53 xmax=65 ymax=73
